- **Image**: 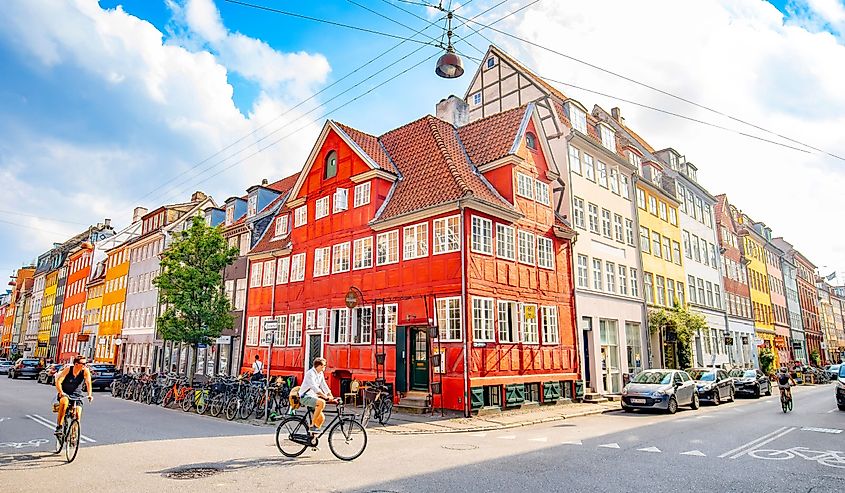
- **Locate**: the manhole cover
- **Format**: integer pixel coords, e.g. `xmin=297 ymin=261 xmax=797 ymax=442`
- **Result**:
xmin=163 ymin=467 xmax=223 ymax=480
xmin=441 ymin=443 xmax=478 ymax=451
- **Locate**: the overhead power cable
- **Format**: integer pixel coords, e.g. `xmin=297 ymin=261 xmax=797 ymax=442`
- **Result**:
xmin=0 ymin=210 xmax=88 ymax=226
xmin=452 ymin=10 xmax=845 ymax=162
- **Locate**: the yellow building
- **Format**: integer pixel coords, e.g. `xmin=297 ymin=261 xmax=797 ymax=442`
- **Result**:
xmin=97 ymin=244 xmax=130 ymax=364
xmin=84 ymin=275 xmax=104 ymax=360
xmin=36 ymin=270 xmax=58 ymax=358
xmin=636 ymin=169 xmax=686 ymax=368
xmin=740 ymin=227 xmax=777 ymax=367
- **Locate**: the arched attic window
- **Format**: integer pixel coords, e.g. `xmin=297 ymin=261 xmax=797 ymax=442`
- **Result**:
xmin=526 ymin=132 xmax=537 ymax=150
xmin=324 ymin=150 xmax=338 ymax=180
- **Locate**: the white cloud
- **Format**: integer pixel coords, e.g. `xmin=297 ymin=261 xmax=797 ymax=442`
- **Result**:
xmin=0 ymin=0 xmax=329 ymax=268
xmin=481 ymin=0 xmax=845 ymax=275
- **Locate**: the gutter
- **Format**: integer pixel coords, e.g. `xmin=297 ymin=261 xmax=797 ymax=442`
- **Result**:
xmin=459 ymin=199 xmax=470 ymax=418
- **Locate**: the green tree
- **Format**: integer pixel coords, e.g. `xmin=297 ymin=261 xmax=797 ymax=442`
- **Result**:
xmin=759 ymin=348 xmax=775 ymax=375
xmin=648 ymin=303 xmax=707 ymax=370
xmin=809 ymin=349 xmax=821 ymax=367
xmin=153 ymin=215 xmax=238 ymax=383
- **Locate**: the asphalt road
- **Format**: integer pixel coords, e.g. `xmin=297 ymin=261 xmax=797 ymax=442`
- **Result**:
xmin=0 ymin=374 xmax=268 ymax=448
xmin=1 ymin=376 xmax=843 ymax=493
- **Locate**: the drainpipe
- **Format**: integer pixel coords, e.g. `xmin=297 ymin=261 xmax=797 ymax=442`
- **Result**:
xmin=459 ymin=200 xmax=470 ymax=417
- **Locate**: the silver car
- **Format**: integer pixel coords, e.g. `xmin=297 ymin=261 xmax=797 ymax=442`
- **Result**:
xmin=621 ymin=369 xmax=700 ymax=414
xmin=0 ymin=360 xmax=12 ymax=375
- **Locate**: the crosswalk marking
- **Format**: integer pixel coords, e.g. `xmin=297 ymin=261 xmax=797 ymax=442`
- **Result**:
xmin=637 ymin=446 xmax=661 ymax=453
xmin=681 ymin=450 xmax=707 ymax=457
xmin=561 ymin=440 xmax=583 ymax=445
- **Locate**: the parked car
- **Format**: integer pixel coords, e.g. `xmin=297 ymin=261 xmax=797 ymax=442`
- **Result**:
xmin=89 ymin=363 xmax=117 ymax=391
xmin=0 ymin=359 xmax=13 ymax=375
xmin=8 ymin=358 xmax=44 ymax=379
xmin=621 ymin=369 xmax=699 ymax=414
xmin=688 ymin=368 xmax=735 ymax=405
xmin=826 ymin=364 xmax=842 ymax=380
xmin=729 ymin=368 xmax=772 ymax=398
xmin=837 ymin=365 xmax=845 ymax=411
xmin=37 ymin=363 xmax=65 ymax=385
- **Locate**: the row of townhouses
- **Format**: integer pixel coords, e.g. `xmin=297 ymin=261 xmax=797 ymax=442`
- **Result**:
xmin=1 ymin=46 xmax=843 ymax=413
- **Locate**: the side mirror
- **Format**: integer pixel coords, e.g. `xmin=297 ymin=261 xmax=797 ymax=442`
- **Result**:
xmin=674 ymin=381 xmax=683 ymax=387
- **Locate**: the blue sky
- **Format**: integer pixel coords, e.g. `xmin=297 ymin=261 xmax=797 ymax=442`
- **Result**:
xmin=1 ymin=0 xmax=845 ymax=283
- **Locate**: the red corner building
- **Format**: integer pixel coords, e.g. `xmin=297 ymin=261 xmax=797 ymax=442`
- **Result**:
xmin=242 ymin=103 xmax=578 ymax=414
xmin=58 ymin=244 xmax=93 ymax=363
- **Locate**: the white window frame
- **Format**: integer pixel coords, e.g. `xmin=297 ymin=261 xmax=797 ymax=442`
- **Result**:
xmin=568 ymin=145 xmax=581 ymax=175
xmin=583 ymin=153 xmax=595 ymax=181
xmin=250 ymin=262 xmax=263 ymax=287
xmin=376 ymin=304 xmax=398 ymax=344
xmin=276 ymin=257 xmax=290 ymax=284
xmin=597 ymin=161 xmax=608 ymax=188
xmin=376 ymin=230 xmax=399 ymax=266
xmin=332 ymin=242 xmax=350 ymax=273
xmin=537 ymin=236 xmax=554 ymax=270
xmin=351 ymin=306 xmax=372 ymax=345
xmin=353 ymin=182 xmax=371 ymax=208
xmin=541 ymin=306 xmax=559 ymax=344
xmin=353 ymin=237 xmax=373 ymax=270
xmin=246 ymin=317 xmax=259 ymax=346
xmin=315 ymin=196 xmax=329 ymax=219
xmin=496 ymin=224 xmax=515 ymax=260
xmin=435 ymin=297 xmax=462 ymax=342
xmin=333 ymin=188 xmax=349 ymax=213
xmin=314 ymin=247 xmax=330 ymax=277
xmin=403 ymin=223 xmax=428 ymax=260
xmin=433 ymin=215 xmax=460 ymax=255
xmin=569 ymin=104 xmax=587 ymax=134
xmin=577 ymin=255 xmax=588 ymax=288
xmin=600 ymin=124 xmax=615 ymax=150
xmin=290 ymin=253 xmax=306 ymax=282
xmin=274 ymin=215 xmax=289 ymax=238
xmin=573 ymin=197 xmax=586 ymax=229
xmin=294 ymin=206 xmax=307 ymax=227
xmin=330 ymin=308 xmax=350 ymax=344
xmin=497 ymin=300 xmax=517 ymax=343
xmin=472 ymin=297 xmax=495 ymax=342
xmin=287 ymin=313 xmax=303 ymax=347
xmin=516 ymin=172 xmax=534 ymax=199
xmin=471 ymin=216 xmax=493 ymax=255
xmin=520 ymin=303 xmax=539 ymax=344
xmin=535 ymin=180 xmax=551 ymax=206
xmin=262 ymin=260 xmax=275 ymax=287
xmin=518 ymin=230 xmax=536 ymax=265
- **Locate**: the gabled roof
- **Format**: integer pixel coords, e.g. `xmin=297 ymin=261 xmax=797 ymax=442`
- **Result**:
xmin=458 ymin=105 xmax=527 ymax=165
xmin=469 ymin=45 xmax=570 ymax=103
xmin=334 ymin=123 xmax=395 ymax=173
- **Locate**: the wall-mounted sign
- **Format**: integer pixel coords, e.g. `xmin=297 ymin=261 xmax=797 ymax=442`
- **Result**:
xmin=345 ymin=286 xmax=363 ymax=309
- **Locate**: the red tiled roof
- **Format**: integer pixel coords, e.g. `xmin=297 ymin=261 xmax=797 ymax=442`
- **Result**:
xmin=249 ymin=204 xmax=291 ymax=256
xmin=266 ymin=174 xmax=298 ymax=193
xmin=458 ymin=105 xmax=526 ymax=165
xmin=334 ymin=122 xmax=394 ymax=172
xmin=377 ymin=115 xmax=512 ymax=221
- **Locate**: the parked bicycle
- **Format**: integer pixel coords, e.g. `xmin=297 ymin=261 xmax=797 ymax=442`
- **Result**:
xmin=361 ymin=382 xmax=393 ymax=427
xmin=275 ymin=401 xmax=367 ymax=461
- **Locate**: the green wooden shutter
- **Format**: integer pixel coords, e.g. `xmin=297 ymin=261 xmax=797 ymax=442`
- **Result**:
xmin=543 ymin=381 xmax=561 ymax=402
xmin=505 ymin=383 xmax=525 ymax=406
xmin=470 ymin=387 xmax=484 ymax=410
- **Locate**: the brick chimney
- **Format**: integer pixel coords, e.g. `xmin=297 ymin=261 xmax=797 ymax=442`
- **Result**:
xmin=436 ymin=95 xmax=469 ymax=127
xmin=191 ymin=191 xmax=207 ymax=202
xmin=261 ymin=178 xmax=269 ymax=186
xmin=611 ymin=107 xmax=624 ymax=124
xmin=132 ymin=207 xmax=148 ymax=222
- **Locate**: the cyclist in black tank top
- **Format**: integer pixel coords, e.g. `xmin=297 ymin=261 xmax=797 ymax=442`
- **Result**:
xmin=54 ymin=355 xmax=93 ymax=436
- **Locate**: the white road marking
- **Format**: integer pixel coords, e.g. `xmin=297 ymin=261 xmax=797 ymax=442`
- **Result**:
xmin=529 ymin=437 xmax=548 ymax=443
xmin=561 ymin=440 xmax=583 ymax=445
xmin=801 ymin=427 xmax=842 ymax=434
xmin=718 ymin=427 xmax=788 ymax=458
xmin=827 ymin=409 xmax=837 ymax=414
xmin=729 ymin=427 xmax=796 ymax=459
xmin=496 ymin=435 xmax=516 ymax=440
xmin=27 ymin=414 xmax=96 ymax=443
xmin=698 ymin=415 xmax=715 ymax=419
xmin=638 ymin=446 xmax=661 ymax=453
xmin=681 ymin=450 xmax=707 ymax=457
xmin=470 ymin=432 xmax=487 ymax=437
xmin=599 ymin=443 xmax=621 ymax=449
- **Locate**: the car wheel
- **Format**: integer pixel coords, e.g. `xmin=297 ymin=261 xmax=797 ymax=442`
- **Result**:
xmin=838 ymin=404 xmax=845 ymax=411
xmin=621 ymin=405 xmax=633 ymax=413
xmin=667 ymin=397 xmax=678 ymax=414
xmin=713 ymin=390 xmax=721 ymax=406
xmin=690 ymin=393 xmax=700 ymax=410
xmin=753 ymin=385 xmax=761 ymax=399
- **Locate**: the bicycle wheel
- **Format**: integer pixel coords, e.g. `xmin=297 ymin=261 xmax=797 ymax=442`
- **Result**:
xmin=238 ymin=395 xmax=254 ymax=420
xmin=65 ymin=420 xmax=80 ymax=463
xmin=209 ymin=395 xmax=225 ymax=417
xmin=196 ymin=392 xmax=208 ymax=415
xmin=225 ymin=398 xmax=240 ymax=421
xmin=181 ymin=391 xmax=195 ymax=412
xmin=111 ymin=382 xmax=121 ymax=398
xmin=161 ymin=389 xmax=174 ymax=408
xmin=360 ymin=404 xmax=373 ymax=428
xmin=378 ymin=399 xmax=393 ymax=425
xmin=328 ymin=418 xmax=367 ymax=461
xmin=141 ymin=386 xmax=151 ymax=405
xmin=275 ymin=416 xmax=309 ymax=458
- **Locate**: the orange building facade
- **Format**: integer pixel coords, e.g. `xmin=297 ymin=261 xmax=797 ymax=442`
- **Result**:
xmin=58 ymin=245 xmax=93 ymax=363
xmin=96 ymin=244 xmax=131 ymax=364
xmin=242 ymin=104 xmax=578 ymax=414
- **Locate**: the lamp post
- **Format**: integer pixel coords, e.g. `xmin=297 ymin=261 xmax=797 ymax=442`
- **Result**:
xmin=262 ymin=318 xmax=280 ymax=422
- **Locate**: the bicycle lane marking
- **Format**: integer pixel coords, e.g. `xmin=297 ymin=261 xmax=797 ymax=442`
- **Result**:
xmin=717 ymin=427 xmax=789 ymax=458
xmin=26 ymin=414 xmax=97 ymax=443
xmin=727 ymin=427 xmax=796 ymax=459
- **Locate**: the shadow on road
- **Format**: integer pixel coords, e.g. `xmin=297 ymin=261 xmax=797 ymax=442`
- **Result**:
xmin=0 ymin=451 xmax=66 ymax=471
xmin=150 ymin=454 xmax=339 ymax=479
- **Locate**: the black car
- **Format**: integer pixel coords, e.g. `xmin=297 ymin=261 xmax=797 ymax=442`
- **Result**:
xmin=836 ymin=365 xmax=845 ymax=411
xmin=688 ymin=368 xmax=735 ymax=405
xmin=38 ymin=363 xmax=65 ymax=385
xmin=8 ymin=358 xmax=44 ymax=379
xmin=89 ymin=363 xmax=117 ymax=391
xmin=729 ymin=368 xmax=772 ymax=398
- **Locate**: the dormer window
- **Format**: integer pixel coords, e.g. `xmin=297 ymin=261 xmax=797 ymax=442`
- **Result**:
xmin=274 ymin=215 xmax=289 ymax=238
xmin=324 ymin=150 xmax=338 ymax=180
xmin=487 ymin=56 xmax=496 ymax=69
xmin=600 ymin=124 xmax=615 ymax=151
xmin=247 ymin=194 xmax=258 ymax=218
xmin=225 ymin=205 xmax=234 ymax=226
xmin=567 ymin=103 xmax=587 ymax=134
xmin=526 ymin=132 xmax=537 ymax=150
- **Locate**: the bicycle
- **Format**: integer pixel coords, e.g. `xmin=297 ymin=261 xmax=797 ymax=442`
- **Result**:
xmin=54 ymin=395 xmax=85 ymax=463
xmin=780 ymin=387 xmax=793 ymax=413
xmin=361 ymin=383 xmax=393 ymax=427
xmin=275 ymin=401 xmax=367 ymax=461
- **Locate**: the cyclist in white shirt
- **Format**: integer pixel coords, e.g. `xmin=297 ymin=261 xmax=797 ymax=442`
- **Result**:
xmin=299 ymin=358 xmax=336 ymax=431
xmin=251 ymin=355 xmax=264 ymax=382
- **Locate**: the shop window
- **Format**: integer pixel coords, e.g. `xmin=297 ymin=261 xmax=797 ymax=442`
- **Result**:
xmin=484 ymin=385 xmax=501 ymax=408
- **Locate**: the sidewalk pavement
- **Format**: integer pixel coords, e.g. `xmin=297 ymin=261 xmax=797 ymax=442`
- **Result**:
xmin=364 ymin=400 xmax=621 ymax=435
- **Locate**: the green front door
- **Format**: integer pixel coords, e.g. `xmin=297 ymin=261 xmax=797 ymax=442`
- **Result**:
xmin=410 ymin=329 xmax=429 ymax=391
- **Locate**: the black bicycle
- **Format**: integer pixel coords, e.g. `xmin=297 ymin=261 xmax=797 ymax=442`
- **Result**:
xmin=780 ymin=387 xmax=793 ymax=413
xmin=54 ymin=395 xmax=85 ymax=463
xmin=275 ymin=401 xmax=367 ymax=461
xmin=361 ymin=383 xmax=393 ymax=427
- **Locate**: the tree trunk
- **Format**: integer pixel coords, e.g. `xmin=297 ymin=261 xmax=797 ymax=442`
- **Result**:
xmin=189 ymin=343 xmax=198 ymax=386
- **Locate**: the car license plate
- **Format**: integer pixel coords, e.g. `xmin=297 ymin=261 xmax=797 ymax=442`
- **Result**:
xmin=631 ymin=398 xmax=646 ymax=404
xmin=102 ymin=372 xmax=113 ymax=377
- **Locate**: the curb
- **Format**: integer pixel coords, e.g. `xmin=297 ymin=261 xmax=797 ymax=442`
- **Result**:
xmin=370 ymin=405 xmax=618 ymax=435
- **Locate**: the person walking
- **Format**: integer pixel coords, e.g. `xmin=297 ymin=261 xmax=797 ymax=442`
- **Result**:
xmin=251 ymin=355 xmax=264 ymax=382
